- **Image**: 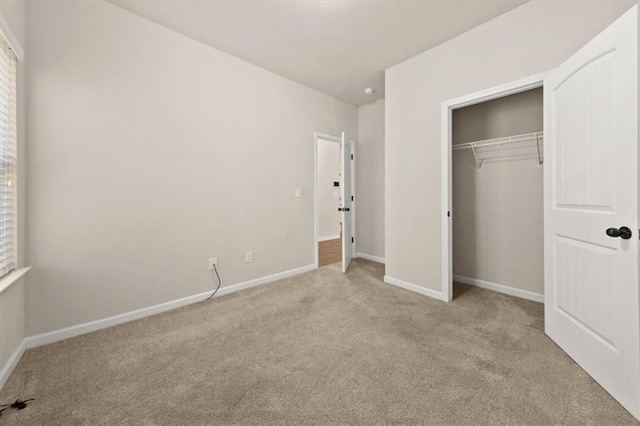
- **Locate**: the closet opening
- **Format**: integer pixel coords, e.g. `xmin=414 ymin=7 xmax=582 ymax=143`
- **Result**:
xmin=441 ymin=73 xmax=548 ymax=303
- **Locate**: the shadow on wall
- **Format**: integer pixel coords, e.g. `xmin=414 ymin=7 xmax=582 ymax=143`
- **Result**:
xmin=452 ymin=148 xmax=477 ymax=282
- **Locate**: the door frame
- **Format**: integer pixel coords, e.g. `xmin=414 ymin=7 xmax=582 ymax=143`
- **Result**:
xmin=440 ymin=71 xmax=550 ymax=302
xmin=314 ymin=131 xmax=355 ymax=268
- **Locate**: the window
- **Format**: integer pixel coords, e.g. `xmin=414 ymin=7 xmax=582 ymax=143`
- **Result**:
xmin=0 ymin=34 xmax=17 ymax=278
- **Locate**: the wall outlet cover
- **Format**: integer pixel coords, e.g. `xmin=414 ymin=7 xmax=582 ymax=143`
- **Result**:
xmin=209 ymin=257 xmax=218 ymax=270
xmin=245 ymin=251 xmax=253 ymax=263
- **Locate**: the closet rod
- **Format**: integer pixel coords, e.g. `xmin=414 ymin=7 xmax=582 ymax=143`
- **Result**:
xmin=452 ymin=131 xmax=543 ymax=169
xmin=452 ymin=132 xmax=543 ymax=150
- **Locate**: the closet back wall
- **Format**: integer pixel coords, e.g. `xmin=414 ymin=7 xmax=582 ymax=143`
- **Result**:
xmin=452 ymin=88 xmax=543 ymax=295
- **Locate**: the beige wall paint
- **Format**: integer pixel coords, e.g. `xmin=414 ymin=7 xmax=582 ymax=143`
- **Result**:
xmin=385 ymin=1 xmax=634 ymax=292
xmin=0 ymin=0 xmax=26 ymax=379
xmin=452 ymin=88 xmax=543 ymax=144
xmin=356 ymin=99 xmax=385 ymax=259
xmin=452 ymin=89 xmax=543 ymax=294
xmin=25 ymin=0 xmax=357 ymax=335
xmin=317 ymin=139 xmax=340 ymax=239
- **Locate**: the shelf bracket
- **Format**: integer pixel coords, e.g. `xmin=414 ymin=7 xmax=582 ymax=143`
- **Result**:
xmin=536 ymin=135 xmax=543 ymax=168
xmin=470 ymin=143 xmax=482 ymax=170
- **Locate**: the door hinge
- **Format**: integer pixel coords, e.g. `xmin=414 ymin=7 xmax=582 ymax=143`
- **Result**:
xmin=351 ymin=154 xmax=353 ymax=160
xmin=351 ymin=195 xmax=354 ymax=201
xmin=351 ymin=237 xmax=354 ymax=243
xmin=447 ymin=211 xmax=450 ymax=218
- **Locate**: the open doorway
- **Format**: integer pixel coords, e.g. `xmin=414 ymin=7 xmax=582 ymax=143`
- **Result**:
xmin=317 ymin=136 xmax=342 ymax=267
xmin=441 ymin=72 xmax=547 ymax=302
xmin=314 ymin=131 xmax=356 ymax=271
xmin=450 ymin=87 xmax=544 ymax=302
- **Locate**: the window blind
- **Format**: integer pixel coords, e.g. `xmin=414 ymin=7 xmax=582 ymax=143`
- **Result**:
xmin=0 ymin=34 xmax=17 ymax=278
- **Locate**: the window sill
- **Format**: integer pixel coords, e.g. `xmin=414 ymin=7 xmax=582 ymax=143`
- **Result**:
xmin=0 ymin=267 xmax=31 ymax=295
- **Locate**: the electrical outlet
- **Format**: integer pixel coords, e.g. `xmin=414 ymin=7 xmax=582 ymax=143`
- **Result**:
xmin=208 ymin=257 xmax=218 ymax=271
xmin=245 ymin=251 xmax=253 ymax=263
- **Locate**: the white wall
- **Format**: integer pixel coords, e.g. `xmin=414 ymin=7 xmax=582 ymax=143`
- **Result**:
xmin=453 ymin=89 xmax=543 ymax=295
xmin=385 ymin=1 xmax=635 ymax=293
xmin=356 ymin=99 xmax=385 ymax=259
xmin=25 ymin=0 xmax=357 ymax=335
xmin=317 ymin=139 xmax=340 ymax=239
xmin=0 ymin=0 xmax=27 ymax=383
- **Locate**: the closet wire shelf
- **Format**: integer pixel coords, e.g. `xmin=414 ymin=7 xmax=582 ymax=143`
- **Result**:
xmin=452 ymin=131 xmax=543 ymax=170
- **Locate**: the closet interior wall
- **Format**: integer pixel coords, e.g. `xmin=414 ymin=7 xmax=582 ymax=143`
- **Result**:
xmin=452 ymin=88 xmax=544 ymax=296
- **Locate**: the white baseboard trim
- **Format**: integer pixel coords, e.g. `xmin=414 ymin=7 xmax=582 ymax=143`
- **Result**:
xmin=384 ymin=275 xmax=447 ymax=302
xmin=24 ymin=264 xmax=317 ymax=350
xmin=318 ymin=234 xmax=341 ymax=242
xmin=453 ymin=274 xmax=544 ymax=303
xmin=0 ymin=339 xmax=25 ymax=390
xmin=355 ymin=253 xmax=385 ymax=264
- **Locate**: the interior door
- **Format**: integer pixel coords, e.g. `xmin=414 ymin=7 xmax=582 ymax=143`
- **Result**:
xmin=544 ymin=5 xmax=639 ymax=418
xmin=340 ymin=132 xmax=353 ymax=273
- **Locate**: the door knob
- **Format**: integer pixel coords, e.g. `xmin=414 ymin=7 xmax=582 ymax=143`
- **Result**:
xmin=606 ymin=226 xmax=632 ymax=240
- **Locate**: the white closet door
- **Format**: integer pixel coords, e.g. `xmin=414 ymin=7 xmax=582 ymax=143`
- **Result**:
xmin=544 ymin=5 xmax=639 ymax=418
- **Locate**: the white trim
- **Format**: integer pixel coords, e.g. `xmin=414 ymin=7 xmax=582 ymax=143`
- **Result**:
xmin=440 ymin=71 xmax=550 ymax=303
xmin=0 ymin=267 xmax=30 ymax=294
xmin=23 ymin=264 xmax=316 ymax=350
xmin=313 ymin=131 xmax=341 ymax=269
xmin=350 ymin=140 xmax=356 ymax=260
xmin=453 ymin=274 xmax=544 ymax=303
xmin=0 ymin=15 xmax=24 ymax=61
xmin=0 ymin=338 xmax=25 ymax=390
xmin=318 ymin=234 xmax=340 ymax=242
xmin=441 ymin=100 xmax=453 ymax=302
xmin=384 ymin=275 xmax=447 ymax=302
xmin=442 ymin=72 xmax=550 ymax=111
xmin=355 ymin=253 xmax=385 ymax=264
xmin=340 ymin=137 xmax=357 ymax=272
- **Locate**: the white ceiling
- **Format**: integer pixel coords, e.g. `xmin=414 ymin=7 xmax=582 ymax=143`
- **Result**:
xmin=109 ymin=0 xmax=527 ymax=106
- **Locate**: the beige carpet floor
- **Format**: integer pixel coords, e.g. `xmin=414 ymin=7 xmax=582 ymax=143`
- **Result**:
xmin=0 ymin=259 xmax=637 ymax=425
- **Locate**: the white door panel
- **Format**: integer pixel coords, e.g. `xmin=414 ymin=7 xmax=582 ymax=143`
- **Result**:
xmin=340 ymin=132 xmax=353 ymax=273
xmin=544 ymin=5 xmax=639 ymax=418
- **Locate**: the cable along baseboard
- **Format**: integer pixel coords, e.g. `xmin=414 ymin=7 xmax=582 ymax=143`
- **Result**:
xmin=452 ymin=131 xmax=543 ymax=169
